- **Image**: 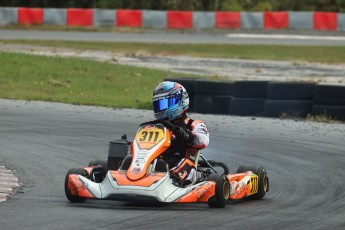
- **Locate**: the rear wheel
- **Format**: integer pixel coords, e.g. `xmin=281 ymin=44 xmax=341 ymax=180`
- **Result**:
xmin=198 ymin=160 xmax=229 ymax=175
xmin=65 ymin=168 xmax=87 ymax=203
xmin=237 ymin=165 xmax=269 ymax=200
xmin=206 ymin=173 xmax=230 ymax=208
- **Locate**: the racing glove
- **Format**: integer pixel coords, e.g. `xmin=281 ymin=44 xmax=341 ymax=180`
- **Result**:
xmin=172 ymin=126 xmax=194 ymax=144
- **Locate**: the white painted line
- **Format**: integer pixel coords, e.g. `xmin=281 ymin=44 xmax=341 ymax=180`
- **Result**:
xmin=0 ymin=193 xmax=8 ymax=197
xmin=0 ymin=176 xmax=17 ymax=180
xmin=226 ymin=34 xmax=345 ymax=41
xmin=0 ymin=172 xmax=17 ymax=177
xmin=0 ymin=178 xmax=18 ymax=183
xmin=0 ymin=187 xmax=12 ymax=193
xmin=0 ymin=182 xmax=19 ymax=187
xmin=0 ymin=169 xmax=12 ymax=174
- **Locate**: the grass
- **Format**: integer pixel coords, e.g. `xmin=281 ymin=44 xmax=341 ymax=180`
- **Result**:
xmin=1 ymin=40 xmax=345 ymax=63
xmin=306 ymin=114 xmax=343 ymax=123
xmin=0 ymin=51 xmax=203 ymax=109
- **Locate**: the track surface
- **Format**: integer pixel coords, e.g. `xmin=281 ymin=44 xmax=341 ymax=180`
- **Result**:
xmin=1 ymin=29 xmax=345 ymax=46
xmin=0 ymin=100 xmax=345 ymax=229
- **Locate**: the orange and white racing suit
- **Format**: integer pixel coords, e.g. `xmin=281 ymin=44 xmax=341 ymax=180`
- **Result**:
xmin=164 ymin=114 xmax=209 ymax=186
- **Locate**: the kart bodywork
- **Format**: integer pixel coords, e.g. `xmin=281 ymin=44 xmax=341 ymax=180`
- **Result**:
xmin=65 ymin=121 xmax=269 ymax=208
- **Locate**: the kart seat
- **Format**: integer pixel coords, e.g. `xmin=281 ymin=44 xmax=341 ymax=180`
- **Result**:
xmin=154 ymin=159 xmax=168 ymax=172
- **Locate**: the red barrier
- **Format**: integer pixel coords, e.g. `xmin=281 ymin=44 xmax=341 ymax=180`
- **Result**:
xmin=168 ymin=11 xmax=192 ymax=29
xmin=18 ymin=8 xmax=43 ymax=25
xmin=67 ymin=9 xmax=93 ymax=26
xmin=215 ymin=12 xmax=240 ymax=28
xmin=314 ymin=12 xmax=337 ymax=31
xmin=264 ymin=12 xmax=288 ymax=29
xmin=116 ymin=10 xmax=142 ymax=27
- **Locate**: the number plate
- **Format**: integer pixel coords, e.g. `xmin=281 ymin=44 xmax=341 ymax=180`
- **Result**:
xmin=248 ymin=175 xmax=259 ymax=195
xmin=135 ymin=124 xmax=165 ymax=150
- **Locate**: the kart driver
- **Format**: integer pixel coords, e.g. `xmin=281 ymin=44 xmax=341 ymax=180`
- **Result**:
xmin=152 ymin=81 xmax=209 ymax=186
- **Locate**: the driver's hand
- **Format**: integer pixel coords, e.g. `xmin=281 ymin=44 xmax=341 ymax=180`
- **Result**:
xmin=172 ymin=126 xmax=194 ymax=144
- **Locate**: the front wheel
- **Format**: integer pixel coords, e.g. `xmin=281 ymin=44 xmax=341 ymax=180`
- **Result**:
xmin=206 ymin=173 xmax=230 ymax=208
xmin=88 ymin=159 xmax=107 ymax=170
xmin=237 ymin=165 xmax=269 ymax=200
xmin=65 ymin=168 xmax=87 ymax=203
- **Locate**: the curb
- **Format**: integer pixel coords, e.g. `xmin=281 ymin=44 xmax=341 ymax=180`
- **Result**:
xmin=0 ymin=165 xmax=20 ymax=203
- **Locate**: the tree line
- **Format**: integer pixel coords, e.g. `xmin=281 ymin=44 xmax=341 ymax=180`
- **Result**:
xmin=1 ymin=0 xmax=345 ymax=12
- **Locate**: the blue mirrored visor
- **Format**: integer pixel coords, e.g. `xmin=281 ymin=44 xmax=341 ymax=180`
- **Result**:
xmin=153 ymin=95 xmax=181 ymax=113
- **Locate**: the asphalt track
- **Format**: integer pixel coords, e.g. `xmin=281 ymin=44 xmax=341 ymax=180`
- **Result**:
xmin=0 ymin=100 xmax=345 ymax=229
xmin=1 ymin=29 xmax=345 ymax=46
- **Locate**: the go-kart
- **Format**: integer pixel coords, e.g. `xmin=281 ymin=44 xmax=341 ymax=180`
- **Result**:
xmin=65 ymin=120 xmax=269 ymax=208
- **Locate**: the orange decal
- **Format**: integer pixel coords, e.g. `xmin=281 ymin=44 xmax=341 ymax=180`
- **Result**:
xmin=227 ymin=172 xmax=250 ymax=183
xmin=228 ymin=172 xmax=257 ymax=200
xmin=230 ymin=181 xmax=249 ymax=200
xmin=112 ymin=171 xmax=166 ymax=187
xmin=68 ymin=174 xmax=95 ymax=198
xmin=127 ymin=124 xmax=171 ymax=181
xmin=176 ymin=182 xmax=216 ymax=203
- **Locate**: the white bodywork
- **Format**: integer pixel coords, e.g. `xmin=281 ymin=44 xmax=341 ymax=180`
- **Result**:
xmin=77 ymin=171 xmax=209 ymax=203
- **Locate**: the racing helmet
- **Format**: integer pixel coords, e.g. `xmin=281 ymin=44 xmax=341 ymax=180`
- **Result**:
xmin=152 ymin=81 xmax=189 ymax=121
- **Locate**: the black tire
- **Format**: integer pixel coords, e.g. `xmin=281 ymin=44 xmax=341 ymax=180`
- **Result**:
xmin=65 ymin=168 xmax=87 ymax=203
xmin=236 ymin=165 xmax=269 ymax=200
xmin=230 ymin=98 xmax=266 ymax=116
xmin=88 ymin=160 xmax=108 ymax=171
xmin=314 ymin=83 xmax=345 ymax=98
xmin=314 ymin=84 xmax=345 ymax=106
xmin=206 ymin=173 xmax=230 ymax=208
xmin=310 ymin=105 xmax=345 ymax=121
xmin=194 ymin=95 xmax=231 ymax=114
xmin=233 ymin=81 xmax=269 ymax=98
xmin=314 ymin=97 xmax=345 ymax=106
xmin=267 ymin=82 xmax=315 ymax=100
xmin=264 ymin=100 xmax=313 ymax=118
xmin=198 ymin=160 xmax=230 ymax=175
xmin=193 ymin=80 xmax=232 ymax=95
xmin=208 ymin=160 xmax=230 ymax=175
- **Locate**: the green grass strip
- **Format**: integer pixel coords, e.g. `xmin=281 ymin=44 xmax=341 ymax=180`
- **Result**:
xmin=2 ymin=40 xmax=345 ymax=63
xmin=0 ymin=51 xmax=201 ymax=109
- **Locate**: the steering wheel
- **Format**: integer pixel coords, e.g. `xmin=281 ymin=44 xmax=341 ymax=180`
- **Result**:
xmin=140 ymin=119 xmax=176 ymax=131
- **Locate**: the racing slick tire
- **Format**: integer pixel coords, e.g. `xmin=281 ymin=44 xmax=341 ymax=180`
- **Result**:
xmin=65 ymin=168 xmax=88 ymax=203
xmin=206 ymin=173 xmax=230 ymax=208
xmin=88 ymin=159 xmax=107 ymax=170
xmin=237 ymin=165 xmax=269 ymax=200
xmin=198 ymin=160 xmax=230 ymax=175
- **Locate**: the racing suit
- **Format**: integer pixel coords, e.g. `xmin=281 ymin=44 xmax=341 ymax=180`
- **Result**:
xmin=163 ymin=113 xmax=209 ymax=186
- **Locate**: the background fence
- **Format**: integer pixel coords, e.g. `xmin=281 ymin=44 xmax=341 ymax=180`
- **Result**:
xmin=1 ymin=7 xmax=345 ymax=31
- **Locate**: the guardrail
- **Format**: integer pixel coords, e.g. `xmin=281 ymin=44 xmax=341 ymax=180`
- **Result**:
xmin=0 ymin=7 xmax=345 ymax=31
xmin=165 ymin=78 xmax=345 ymax=121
